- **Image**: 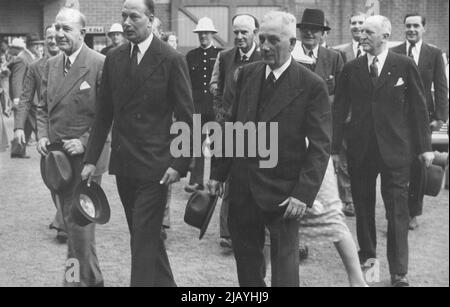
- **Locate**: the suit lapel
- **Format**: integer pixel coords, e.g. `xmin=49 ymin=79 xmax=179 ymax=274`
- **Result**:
xmin=259 ymin=61 xmax=304 ymax=122
xmin=417 ymin=43 xmax=429 ymax=71
xmin=51 ymin=45 xmax=89 ymax=110
xmin=133 ymin=37 xmax=166 ymax=90
xmin=374 ymin=52 xmax=396 ymax=91
xmin=315 ymin=47 xmax=329 ymax=78
xmin=355 ymin=55 xmax=372 ymax=93
xmin=116 ymin=43 xmax=135 ymax=110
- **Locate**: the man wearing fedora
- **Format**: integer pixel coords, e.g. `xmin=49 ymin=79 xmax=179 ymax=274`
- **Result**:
xmin=391 ymin=13 xmax=449 ymax=230
xmin=101 ymin=23 xmax=126 ymax=56
xmin=36 ymin=7 xmax=110 ymax=287
xmin=209 ymin=13 xmax=262 ymax=250
xmin=14 ymin=25 xmax=66 ymax=243
xmin=332 ymin=15 xmax=434 ymax=287
xmin=185 ymin=17 xmax=223 ymax=193
xmin=82 ymin=0 xmax=194 ymax=287
xmin=9 ymin=33 xmax=43 ymax=158
xmin=208 ymin=11 xmax=331 ymax=287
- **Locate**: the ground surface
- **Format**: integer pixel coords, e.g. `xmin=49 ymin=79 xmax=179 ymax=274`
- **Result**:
xmin=0 ymin=117 xmax=448 ymax=287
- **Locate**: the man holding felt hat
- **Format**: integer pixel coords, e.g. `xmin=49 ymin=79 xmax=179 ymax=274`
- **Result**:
xmin=36 ymin=7 xmax=110 ymax=287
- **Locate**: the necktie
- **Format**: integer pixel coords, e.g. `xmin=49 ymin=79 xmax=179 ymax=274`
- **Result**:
xmin=408 ymin=42 xmax=415 ymax=59
xmin=257 ymin=71 xmax=277 ymax=120
xmin=130 ymin=44 xmax=139 ymax=76
xmin=308 ymin=50 xmax=317 ymax=71
xmin=370 ymin=56 xmax=379 ymax=85
xmin=356 ymin=43 xmax=362 ymax=58
xmin=64 ymin=57 xmax=71 ymax=76
xmin=266 ymin=72 xmax=276 ymax=87
xmin=241 ymin=54 xmax=248 ymax=63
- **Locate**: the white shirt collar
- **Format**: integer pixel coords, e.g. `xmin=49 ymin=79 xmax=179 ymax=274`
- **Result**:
xmin=130 ymin=33 xmax=154 ymax=61
xmin=367 ymin=47 xmax=389 ymax=76
xmin=406 ymin=40 xmax=422 ymax=65
xmin=66 ymin=43 xmax=84 ymax=65
xmin=265 ymin=56 xmax=292 ymax=80
xmin=352 ymin=39 xmax=364 ymax=57
xmin=301 ymin=44 xmax=319 ymax=61
xmin=239 ymin=42 xmax=256 ymax=60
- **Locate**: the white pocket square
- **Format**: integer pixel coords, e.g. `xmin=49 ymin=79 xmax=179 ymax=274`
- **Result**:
xmin=80 ymin=81 xmax=91 ymax=91
xmin=395 ymin=78 xmax=405 ymax=87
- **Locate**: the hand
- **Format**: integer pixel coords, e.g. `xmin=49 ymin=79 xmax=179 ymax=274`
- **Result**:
xmin=430 ymin=120 xmax=444 ymax=132
xmin=37 ymin=137 xmax=50 ymax=156
xmin=279 ymin=197 xmax=308 ymax=221
xmin=3 ymin=99 xmax=12 ymax=117
xmin=331 ymin=154 xmax=341 ymax=174
xmin=12 ymin=98 xmax=19 ymax=112
xmin=14 ymin=129 xmax=26 ymax=145
xmin=62 ymin=139 xmax=85 ymax=156
xmin=81 ymin=164 xmax=97 ymax=186
xmin=209 ymin=83 xmax=218 ymax=96
xmin=419 ymin=152 xmax=435 ymax=168
xmin=160 ymin=167 xmax=180 ymax=186
xmin=206 ymin=179 xmax=224 ymax=197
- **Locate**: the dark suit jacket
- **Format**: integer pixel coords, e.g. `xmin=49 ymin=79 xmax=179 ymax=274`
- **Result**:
xmin=211 ymin=60 xmax=331 ymax=210
xmin=14 ymin=55 xmax=48 ymax=130
xmin=391 ymin=42 xmax=449 ymax=122
xmin=9 ymin=50 xmax=35 ymax=101
xmin=215 ymin=46 xmax=262 ymax=122
xmin=332 ymin=51 xmax=432 ymax=169
xmin=37 ymin=45 xmax=110 ymax=174
xmin=84 ymin=37 xmax=194 ymax=180
xmin=313 ymin=46 xmax=344 ymax=97
xmin=337 ymin=42 xmax=357 ymax=64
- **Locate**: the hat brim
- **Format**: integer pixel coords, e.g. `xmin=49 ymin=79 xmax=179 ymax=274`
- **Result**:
xmin=40 ymin=145 xmax=73 ymax=192
xmin=199 ymin=194 xmax=219 ymax=240
xmin=296 ymin=22 xmax=331 ymax=31
xmin=72 ymin=180 xmax=110 ymax=226
xmin=193 ymin=29 xmax=218 ymax=34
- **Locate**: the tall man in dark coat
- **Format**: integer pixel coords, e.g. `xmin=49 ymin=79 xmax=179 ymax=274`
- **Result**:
xmin=36 ymin=7 xmax=110 ymax=287
xmin=185 ymin=17 xmax=222 ymax=192
xmin=209 ymin=14 xmax=262 ymax=249
xmin=332 ymin=15 xmax=434 ymax=287
xmin=14 ymin=25 xmax=67 ymax=242
xmin=391 ymin=13 xmax=449 ymax=230
xmin=82 ymin=0 xmax=194 ymax=287
xmin=208 ymin=11 xmax=331 ymax=287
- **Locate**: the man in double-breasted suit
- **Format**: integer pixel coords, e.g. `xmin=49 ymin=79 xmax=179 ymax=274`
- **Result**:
xmin=391 ymin=13 xmax=449 ymax=230
xmin=14 ymin=25 xmax=67 ymax=242
xmin=36 ymin=8 xmax=110 ymax=287
xmin=332 ymin=15 xmax=434 ymax=287
xmin=208 ymin=11 xmax=331 ymax=287
xmin=82 ymin=0 xmax=194 ymax=287
xmin=336 ymin=13 xmax=367 ymax=63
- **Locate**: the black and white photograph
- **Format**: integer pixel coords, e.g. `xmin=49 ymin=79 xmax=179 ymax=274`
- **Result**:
xmin=0 ymin=0 xmax=448 ymax=290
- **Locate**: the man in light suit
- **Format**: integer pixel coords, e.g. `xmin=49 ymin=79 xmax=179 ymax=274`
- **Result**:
xmin=82 ymin=0 xmax=194 ymax=287
xmin=391 ymin=13 xmax=449 ymax=230
xmin=14 ymin=25 xmax=67 ymax=243
xmin=36 ymin=7 xmax=109 ymax=287
xmin=332 ymin=15 xmax=434 ymax=287
xmin=208 ymin=11 xmax=331 ymax=287
xmin=336 ymin=12 xmax=367 ymax=63
xmin=9 ymin=33 xmax=43 ymax=158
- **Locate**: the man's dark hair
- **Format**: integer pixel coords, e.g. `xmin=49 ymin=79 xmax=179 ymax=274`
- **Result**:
xmin=144 ymin=0 xmax=155 ymax=16
xmin=404 ymin=13 xmax=426 ymax=26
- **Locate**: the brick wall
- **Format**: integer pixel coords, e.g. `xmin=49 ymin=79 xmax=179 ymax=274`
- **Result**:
xmin=0 ymin=0 xmax=42 ymax=35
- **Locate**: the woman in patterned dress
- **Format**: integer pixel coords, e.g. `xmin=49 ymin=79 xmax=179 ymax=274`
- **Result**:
xmin=299 ymin=159 xmax=367 ymax=287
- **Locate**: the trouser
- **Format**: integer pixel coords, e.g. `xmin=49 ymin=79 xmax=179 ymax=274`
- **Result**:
xmin=58 ymin=154 xmax=103 ymax=287
xmin=349 ymin=143 xmax=410 ymax=275
xmin=228 ymin=189 xmax=299 ymax=287
xmin=336 ymin=140 xmax=353 ymax=204
xmin=116 ymin=176 xmax=176 ymax=287
xmin=219 ymin=179 xmax=230 ymax=238
xmin=162 ymin=185 xmax=171 ymax=228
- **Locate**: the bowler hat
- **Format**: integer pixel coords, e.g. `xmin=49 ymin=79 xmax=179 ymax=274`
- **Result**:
xmin=184 ymin=190 xmax=219 ymax=239
xmin=40 ymin=144 xmax=73 ymax=192
xmin=409 ymin=158 xmax=445 ymax=200
xmin=193 ymin=17 xmax=218 ymax=34
xmin=297 ymin=8 xmax=331 ymax=31
xmin=72 ymin=180 xmax=111 ymax=226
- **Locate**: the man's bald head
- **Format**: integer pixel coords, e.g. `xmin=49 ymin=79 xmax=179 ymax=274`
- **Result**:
xmin=360 ymin=15 xmax=391 ymax=56
xmin=233 ymin=15 xmax=257 ymax=31
xmin=54 ymin=7 xmax=86 ymax=55
xmin=56 ymin=7 xmax=86 ymax=28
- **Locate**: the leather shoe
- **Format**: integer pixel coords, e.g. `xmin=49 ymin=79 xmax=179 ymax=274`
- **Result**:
xmin=56 ymin=230 xmax=67 ymax=244
xmin=299 ymin=245 xmax=309 ymax=262
xmin=160 ymin=227 xmax=167 ymax=241
xmin=343 ymin=202 xmax=355 ymax=217
xmin=409 ymin=217 xmax=419 ymax=230
xmin=184 ymin=183 xmax=204 ymax=193
xmin=391 ymin=274 xmax=409 ymax=287
xmin=11 ymin=154 xmax=30 ymax=159
xmin=219 ymin=238 xmax=232 ymax=249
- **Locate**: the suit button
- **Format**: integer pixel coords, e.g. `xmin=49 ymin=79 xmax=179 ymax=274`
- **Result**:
xmin=136 ymin=114 xmax=142 ymax=120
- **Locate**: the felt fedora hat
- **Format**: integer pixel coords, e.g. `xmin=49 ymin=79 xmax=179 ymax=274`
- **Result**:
xmin=297 ymin=8 xmax=331 ymax=31
xmin=410 ymin=158 xmax=445 ymax=200
xmin=72 ymin=180 xmax=111 ymax=227
xmin=184 ymin=190 xmax=219 ymax=239
xmin=193 ymin=17 xmax=218 ymax=33
xmin=40 ymin=144 xmax=73 ymax=192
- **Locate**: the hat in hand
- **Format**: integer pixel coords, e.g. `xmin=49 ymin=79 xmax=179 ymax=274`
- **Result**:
xmin=184 ymin=190 xmax=219 ymax=239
